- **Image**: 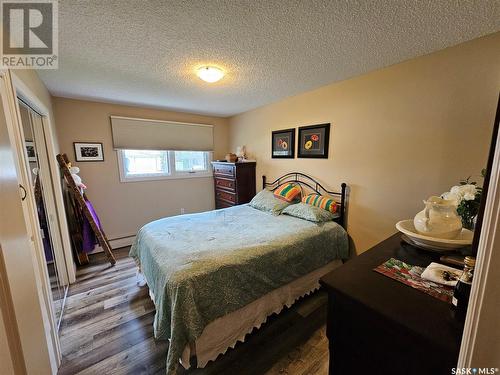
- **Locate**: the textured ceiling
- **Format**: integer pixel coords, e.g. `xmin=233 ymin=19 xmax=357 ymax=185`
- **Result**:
xmin=38 ymin=1 xmax=500 ymax=117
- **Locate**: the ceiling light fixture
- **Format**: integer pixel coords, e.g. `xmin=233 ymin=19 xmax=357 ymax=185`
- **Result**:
xmin=196 ymin=66 xmax=224 ymax=83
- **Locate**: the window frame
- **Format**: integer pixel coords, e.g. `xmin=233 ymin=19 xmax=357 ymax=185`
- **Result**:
xmin=117 ymin=149 xmax=213 ymax=182
xmin=172 ymin=150 xmax=212 ymax=176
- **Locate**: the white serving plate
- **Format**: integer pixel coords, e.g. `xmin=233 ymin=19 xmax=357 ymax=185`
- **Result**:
xmin=395 ymin=220 xmax=473 ymax=251
xmin=400 ymin=235 xmax=460 ymax=252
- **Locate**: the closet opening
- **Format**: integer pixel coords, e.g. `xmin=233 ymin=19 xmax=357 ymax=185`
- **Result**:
xmin=17 ymin=97 xmax=69 ymax=331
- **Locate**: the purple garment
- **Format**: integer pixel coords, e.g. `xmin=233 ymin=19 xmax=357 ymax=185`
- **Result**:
xmin=82 ymin=199 xmax=102 ymax=253
xmin=43 ymin=234 xmax=53 ymax=261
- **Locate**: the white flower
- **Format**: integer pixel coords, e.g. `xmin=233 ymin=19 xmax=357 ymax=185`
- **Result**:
xmin=459 ymin=184 xmax=477 ymax=197
xmin=444 ymin=184 xmax=477 ymax=204
xmin=463 ymin=192 xmax=476 ymax=201
xmin=441 ymin=192 xmax=460 ymax=206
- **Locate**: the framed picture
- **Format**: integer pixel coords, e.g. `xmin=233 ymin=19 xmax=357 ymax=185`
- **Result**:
xmin=298 ymin=123 xmax=330 ymax=158
xmin=74 ymin=142 xmax=104 ymax=162
xmin=25 ymin=141 xmax=37 ymax=162
xmin=272 ymin=128 xmax=295 ymax=158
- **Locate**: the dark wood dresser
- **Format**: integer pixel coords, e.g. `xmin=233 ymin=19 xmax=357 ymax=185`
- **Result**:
xmin=320 ymin=234 xmax=464 ymax=375
xmin=212 ymin=161 xmax=256 ymax=209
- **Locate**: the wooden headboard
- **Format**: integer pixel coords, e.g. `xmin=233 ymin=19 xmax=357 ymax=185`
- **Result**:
xmin=262 ymin=173 xmax=347 ymax=229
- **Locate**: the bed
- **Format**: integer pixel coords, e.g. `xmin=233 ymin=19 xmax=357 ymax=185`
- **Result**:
xmin=130 ymin=173 xmax=349 ymax=374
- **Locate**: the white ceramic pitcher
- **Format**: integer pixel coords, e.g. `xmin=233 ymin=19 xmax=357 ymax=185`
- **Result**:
xmin=413 ymin=196 xmax=462 ymax=239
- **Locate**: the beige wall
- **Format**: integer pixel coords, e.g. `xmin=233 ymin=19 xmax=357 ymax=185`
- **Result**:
xmin=228 ymin=32 xmax=500 ymax=254
xmin=53 ymin=98 xmax=229 ymax=240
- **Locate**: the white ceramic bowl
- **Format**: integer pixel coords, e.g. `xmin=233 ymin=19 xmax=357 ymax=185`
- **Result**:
xmin=396 ymin=220 xmax=473 ymax=251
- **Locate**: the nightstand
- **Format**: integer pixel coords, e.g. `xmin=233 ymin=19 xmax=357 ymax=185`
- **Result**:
xmin=320 ymin=233 xmax=464 ymax=375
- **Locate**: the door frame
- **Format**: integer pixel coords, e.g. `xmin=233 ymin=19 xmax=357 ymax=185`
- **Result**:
xmin=457 ymin=112 xmax=500 ymax=368
xmin=0 ymin=69 xmax=60 ymax=371
xmin=0 ymin=244 xmax=26 ymax=374
xmin=11 ymin=72 xmax=76 ymax=284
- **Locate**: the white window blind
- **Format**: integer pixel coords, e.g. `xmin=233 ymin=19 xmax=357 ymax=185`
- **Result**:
xmin=110 ymin=116 xmax=214 ymax=151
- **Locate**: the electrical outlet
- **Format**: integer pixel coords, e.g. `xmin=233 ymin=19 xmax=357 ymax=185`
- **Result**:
xmin=180 ymin=208 xmax=185 ymax=214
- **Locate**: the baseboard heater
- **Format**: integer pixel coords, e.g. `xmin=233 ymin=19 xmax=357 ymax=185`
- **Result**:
xmin=89 ymin=234 xmax=136 ymax=254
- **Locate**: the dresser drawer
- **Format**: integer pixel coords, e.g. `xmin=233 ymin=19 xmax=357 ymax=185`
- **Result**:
xmin=213 ymin=163 xmax=235 ymax=177
xmin=215 ymin=189 xmax=236 ymax=204
xmin=214 ymin=177 xmax=236 ymax=192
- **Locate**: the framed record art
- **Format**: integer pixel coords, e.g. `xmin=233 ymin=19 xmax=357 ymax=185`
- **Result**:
xmin=271 ymin=128 xmax=295 ymax=158
xmin=74 ymin=142 xmax=104 ymax=162
xmin=298 ymin=123 xmax=330 ymax=158
xmin=25 ymin=141 xmax=37 ymax=162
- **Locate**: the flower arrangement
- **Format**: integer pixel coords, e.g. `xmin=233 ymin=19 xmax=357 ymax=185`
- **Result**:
xmin=441 ymin=170 xmax=485 ymax=230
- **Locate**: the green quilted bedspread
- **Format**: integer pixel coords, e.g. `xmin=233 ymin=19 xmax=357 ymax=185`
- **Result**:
xmin=129 ymin=204 xmax=348 ymax=373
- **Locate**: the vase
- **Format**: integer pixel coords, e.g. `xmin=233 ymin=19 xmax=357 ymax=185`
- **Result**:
xmin=414 ymin=196 xmax=463 ymax=239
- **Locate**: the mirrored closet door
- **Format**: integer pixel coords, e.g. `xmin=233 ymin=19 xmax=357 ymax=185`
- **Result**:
xmin=18 ymin=99 xmax=68 ymax=330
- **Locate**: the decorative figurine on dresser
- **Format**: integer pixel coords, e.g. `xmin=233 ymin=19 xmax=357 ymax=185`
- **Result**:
xmin=211 ymin=161 xmax=256 ymax=209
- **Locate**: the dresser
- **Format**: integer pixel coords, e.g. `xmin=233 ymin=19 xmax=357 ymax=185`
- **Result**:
xmin=320 ymin=234 xmax=464 ymax=375
xmin=212 ymin=161 xmax=256 ymax=209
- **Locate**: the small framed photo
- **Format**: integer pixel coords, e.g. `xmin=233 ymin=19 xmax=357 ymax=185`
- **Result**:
xmin=25 ymin=141 xmax=37 ymax=162
xmin=272 ymin=128 xmax=295 ymax=158
xmin=298 ymin=123 xmax=330 ymax=158
xmin=74 ymin=142 xmax=104 ymax=162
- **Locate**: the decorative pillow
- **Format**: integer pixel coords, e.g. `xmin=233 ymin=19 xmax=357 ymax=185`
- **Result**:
xmin=273 ymin=183 xmax=302 ymax=202
xmin=282 ymin=203 xmax=337 ymax=223
xmin=302 ymin=194 xmax=338 ymax=213
xmin=249 ymin=189 xmax=291 ymax=215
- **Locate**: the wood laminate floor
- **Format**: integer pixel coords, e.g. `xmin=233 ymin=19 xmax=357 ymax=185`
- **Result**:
xmin=58 ymin=248 xmax=329 ymax=375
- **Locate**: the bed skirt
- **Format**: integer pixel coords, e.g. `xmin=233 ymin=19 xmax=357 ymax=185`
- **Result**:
xmin=138 ymin=259 xmax=341 ymax=369
xmin=182 ymin=259 xmax=341 ymax=368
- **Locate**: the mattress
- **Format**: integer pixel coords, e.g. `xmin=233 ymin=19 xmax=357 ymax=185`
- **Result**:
xmin=130 ymin=204 xmax=348 ymax=373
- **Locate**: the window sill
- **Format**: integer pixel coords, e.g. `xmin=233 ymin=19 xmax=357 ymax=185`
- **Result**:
xmin=119 ymin=173 xmax=213 ymax=183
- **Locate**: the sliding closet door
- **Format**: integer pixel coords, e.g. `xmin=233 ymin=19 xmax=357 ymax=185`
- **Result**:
xmin=18 ymin=101 xmax=67 ymax=330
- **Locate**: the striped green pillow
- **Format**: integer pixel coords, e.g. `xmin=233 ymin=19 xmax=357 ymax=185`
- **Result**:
xmin=302 ymin=194 xmax=338 ymax=213
xmin=273 ymin=183 xmax=301 ymax=202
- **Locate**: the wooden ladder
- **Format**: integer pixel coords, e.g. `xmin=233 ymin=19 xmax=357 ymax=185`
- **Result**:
xmin=57 ymin=153 xmax=116 ymax=266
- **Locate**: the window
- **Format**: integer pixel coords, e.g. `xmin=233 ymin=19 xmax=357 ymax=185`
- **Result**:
xmin=118 ymin=149 xmax=212 ymax=182
xmin=121 ymin=150 xmax=169 ymax=178
xmin=174 ymin=151 xmax=209 ymax=173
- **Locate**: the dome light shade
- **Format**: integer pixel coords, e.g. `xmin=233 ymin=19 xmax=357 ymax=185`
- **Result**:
xmin=197 ymin=66 xmax=224 ymax=83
